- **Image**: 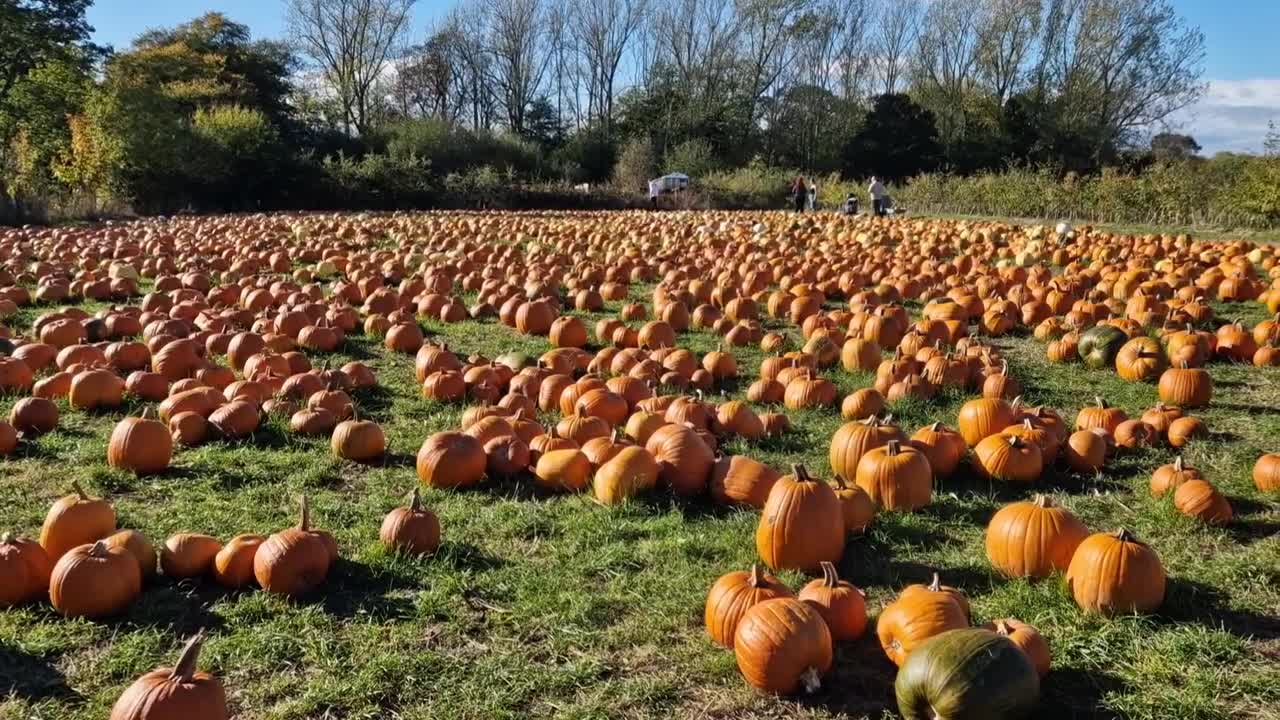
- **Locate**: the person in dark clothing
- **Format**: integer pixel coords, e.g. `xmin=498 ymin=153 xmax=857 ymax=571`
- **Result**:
xmin=792 ymin=176 xmax=807 ymax=212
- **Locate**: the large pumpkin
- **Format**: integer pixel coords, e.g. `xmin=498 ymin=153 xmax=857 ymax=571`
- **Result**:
xmin=107 ymin=413 xmax=173 ymax=475
xmin=733 ymin=598 xmax=833 ymax=694
xmin=956 ymin=397 xmax=1014 ymax=447
xmin=876 ymin=573 xmax=969 ymax=666
xmin=708 ymin=454 xmax=779 ymax=508
xmin=253 ymin=497 xmax=334 ymax=598
xmin=1065 ymin=529 xmax=1165 ymax=614
xmin=593 ymin=446 xmax=659 ymax=504
xmin=895 ymin=628 xmax=1040 ymax=720
xmin=755 ymin=465 xmax=845 ymax=572
xmin=854 ymin=439 xmax=932 ymax=511
xmin=829 ymin=415 xmax=906 ymax=480
xmin=985 ymin=495 xmax=1088 ymax=578
xmin=109 ymin=633 xmax=228 ymax=720
xmin=645 ymin=423 xmax=714 ymax=496
xmin=49 ymin=540 xmax=141 ymax=618
xmin=704 ymin=563 xmax=793 ymax=648
xmin=417 ymin=432 xmax=487 ymax=489
xmin=380 ymin=488 xmax=441 ymax=555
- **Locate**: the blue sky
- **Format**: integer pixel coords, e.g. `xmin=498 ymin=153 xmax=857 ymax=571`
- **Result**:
xmin=87 ymin=0 xmax=1280 ymax=153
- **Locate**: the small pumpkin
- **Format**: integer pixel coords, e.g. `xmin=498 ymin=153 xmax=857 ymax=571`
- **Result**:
xmin=1063 ymin=429 xmax=1107 ymax=473
xmin=854 ymin=439 xmax=932 ymax=511
xmin=1150 ymin=456 xmax=1204 ymax=497
xmin=709 ymin=454 xmax=780 ymax=509
xmin=161 ymin=534 xmax=223 ymax=579
xmin=534 ymin=449 xmax=592 ymax=492
xmin=974 ymin=434 xmax=1043 ymax=483
xmin=331 ymin=413 xmax=386 ymax=462
xmin=704 ymin=563 xmax=793 ymax=648
xmin=108 ymin=633 xmax=228 ymax=720
xmin=956 ymin=397 xmax=1014 ymax=447
xmin=831 ymin=475 xmax=875 ymax=534
xmin=733 ymin=598 xmax=833 ymax=694
xmin=1065 ymin=529 xmax=1165 ymax=614
xmin=1167 ymin=415 xmax=1206 ymax=448
xmin=1158 ymin=363 xmax=1213 ymax=408
xmin=1254 ymin=453 xmax=1280 ymax=492
xmin=103 ymin=529 xmax=157 ymax=580
xmin=985 ymin=618 xmax=1051 ymax=678
xmin=876 ymin=573 xmax=970 ymax=666
xmin=1173 ymin=479 xmax=1232 ymax=525
xmin=829 ymin=415 xmax=907 ymax=480
xmin=253 ymin=497 xmax=334 ymax=598
xmin=1075 ymin=396 xmax=1126 ymax=435
xmin=107 ymin=412 xmax=173 ymax=475
xmin=594 ymin=446 xmax=659 ymax=504
xmin=40 ymin=482 xmax=116 ymax=563
xmin=909 ymin=422 xmax=966 ymax=479
xmin=417 ymin=432 xmax=487 ymax=489
xmin=0 ymin=533 xmax=53 ymax=607
xmin=798 ymin=561 xmax=867 ymax=641
xmin=380 ymin=488 xmax=442 ymax=555
xmin=213 ymin=534 xmax=266 ymax=589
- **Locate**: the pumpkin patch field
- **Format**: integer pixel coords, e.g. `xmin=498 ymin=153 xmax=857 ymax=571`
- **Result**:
xmin=0 ymin=210 xmax=1278 ymax=720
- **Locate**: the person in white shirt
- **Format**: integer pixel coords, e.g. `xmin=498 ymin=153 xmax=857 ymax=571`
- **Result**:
xmin=807 ymin=181 xmax=817 ymax=211
xmin=868 ymin=176 xmax=887 ymax=216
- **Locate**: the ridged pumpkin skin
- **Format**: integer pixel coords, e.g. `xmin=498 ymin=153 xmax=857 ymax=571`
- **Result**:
xmin=876 ymin=574 xmax=970 ymax=666
xmin=0 ymin=533 xmax=53 ymax=607
xmin=1158 ymin=365 xmax=1213 ymax=408
xmin=593 ymin=446 xmax=659 ymax=504
xmin=161 ymin=534 xmax=223 ymax=579
xmin=985 ymin=495 xmax=1088 ymax=578
xmin=798 ymin=562 xmax=867 ymax=641
xmin=108 ymin=634 xmax=228 ymax=720
xmin=534 ymin=449 xmax=592 ymax=492
xmin=854 ymin=440 xmax=932 ymax=511
xmin=985 ymin=618 xmax=1052 ymax=678
xmin=831 ymin=475 xmax=875 ymax=534
xmin=704 ymin=564 xmax=793 ymax=648
xmin=380 ymin=489 xmax=442 ymax=554
xmin=104 ymin=529 xmax=157 ymax=580
xmin=956 ymin=398 xmax=1013 ymax=447
xmin=1254 ymin=453 xmax=1280 ymax=493
xmin=332 ymin=418 xmax=386 ymax=462
xmin=709 ymin=455 xmax=780 ymax=508
xmin=973 ymin=434 xmax=1043 ymax=484
xmin=756 ymin=466 xmax=845 ymax=572
xmin=1173 ymin=479 xmax=1233 ymax=525
xmin=107 ymin=416 xmax=173 ymax=475
xmin=895 ymin=628 xmax=1040 ymax=720
xmin=254 ymin=499 xmax=333 ymax=598
xmin=213 ymin=534 xmax=266 ymax=589
xmin=49 ymin=541 xmax=141 ymax=618
xmin=417 ymin=432 xmax=487 ymax=489
xmin=829 ymin=416 xmax=906 ymax=480
xmin=733 ymin=598 xmax=833 ymax=694
xmin=1065 ymin=529 xmax=1165 ymax=614
xmin=1150 ymin=456 xmax=1203 ymax=497
xmin=40 ymin=482 xmax=117 ymax=563
xmin=645 ymin=423 xmax=714 ymax=496
xmin=909 ymin=422 xmax=966 ymax=479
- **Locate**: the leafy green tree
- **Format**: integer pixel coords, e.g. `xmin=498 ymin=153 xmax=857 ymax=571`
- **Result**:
xmin=0 ymin=0 xmax=100 ymax=106
xmin=843 ymin=94 xmax=943 ymax=181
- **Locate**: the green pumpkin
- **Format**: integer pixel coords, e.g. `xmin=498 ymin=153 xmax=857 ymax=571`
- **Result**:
xmin=1077 ymin=325 xmax=1128 ymax=369
xmin=495 ymin=351 xmax=535 ymax=371
xmin=895 ymin=628 xmax=1040 ymax=720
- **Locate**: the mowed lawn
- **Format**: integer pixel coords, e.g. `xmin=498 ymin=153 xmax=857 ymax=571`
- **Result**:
xmin=1 ymin=215 xmax=1278 ymax=720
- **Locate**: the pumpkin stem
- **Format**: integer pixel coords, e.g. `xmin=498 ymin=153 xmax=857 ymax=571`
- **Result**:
xmin=88 ymin=540 xmax=108 ymax=557
xmin=820 ymin=561 xmax=839 ymax=588
xmin=171 ymin=632 xmax=206 ymax=683
xmin=832 ymin=474 xmax=848 ymax=490
xmin=409 ymin=487 xmax=423 ymax=512
xmin=992 ymin=619 xmax=1012 ymax=635
xmin=1095 ymin=396 xmax=1107 ymax=409
xmin=1032 ymin=494 xmax=1053 ymax=508
xmin=71 ymin=481 xmax=89 ymax=501
xmin=792 ymin=464 xmax=813 ymax=483
xmin=927 ymin=572 xmax=942 ymax=592
xmin=1114 ymin=527 xmax=1137 ymax=543
xmin=0 ymin=532 xmax=11 ymax=544
xmin=1023 ymin=418 xmax=1034 ymax=430
xmin=885 ymin=439 xmax=901 ymax=456
xmin=298 ymin=495 xmax=310 ymax=532
xmin=748 ymin=563 xmax=766 ymax=587
xmin=1174 ymin=456 xmax=1185 ymax=471
xmin=800 ymin=666 xmax=822 ymax=694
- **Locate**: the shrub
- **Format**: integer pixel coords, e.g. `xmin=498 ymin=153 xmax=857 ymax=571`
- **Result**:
xmin=613 ymin=137 xmax=658 ymax=192
xmin=664 ymin=138 xmax=718 ymax=179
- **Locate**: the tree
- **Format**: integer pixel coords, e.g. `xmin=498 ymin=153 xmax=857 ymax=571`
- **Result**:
xmin=0 ymin=0 xmax=100 ymax=106
xmin=286 ymin=0 xmax=417 ymax=134
xmin=844 ymin=92 xmax=941 ymax=181
xmin=871 ymin=0 xmax=920 ymax=94
xmin=1150 ymin=132 xmax=1200 ymax=160
xmin=487 ymin=0 xmax=552 ymax=135
xmin=572 ymin=0 xmax=647 ymax=135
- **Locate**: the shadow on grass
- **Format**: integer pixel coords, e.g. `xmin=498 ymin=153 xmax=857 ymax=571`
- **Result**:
xmin=0 ymin=645 xmax=81 ymax=704
xmin=318 ymin=558 xmax=421 ymax=621
xmin=1161 ymin=577 xmax=1280 ymax=641
xmin=119 ymin=580 xmax=227 ymax=637
xmin=1210 ymin=402 xmax=1280 ymax=416
xmin=1040 ymin=668 xmax=1131 ymax=719
xmin=1225 ymin=496 xmax=1280 ymax=544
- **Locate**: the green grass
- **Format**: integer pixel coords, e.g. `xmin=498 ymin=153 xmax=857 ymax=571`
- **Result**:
xmin=2 ymin=214 xmax=1279 ymax=720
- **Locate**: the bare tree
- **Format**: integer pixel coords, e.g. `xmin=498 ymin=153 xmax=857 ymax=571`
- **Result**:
xmin=546 ymin=0 xmax=583 ymax=130
xmin=832 ymin=0 xmax=873 ymax=100
xmin=572 ymin=0 xmax=648 ymax=134
xmin=488 ymin=0 xmax=552 ymax=134
xmin=912 ymin=0 xmax=983 ymax=142
xmin=654 ymin=0 xmax=740 ymax=99
xmin=737 ymin=0 xmax=811 ymax=122
xmin=286 ymin=0 xmax=417 ymax=134
xmin=871 ymin=0 xmax=920 ymax=94
xmin=976 ymin=0 xmax=1042 ymax=106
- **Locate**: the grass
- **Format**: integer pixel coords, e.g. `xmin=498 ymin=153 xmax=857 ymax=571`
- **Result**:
xmin=2 ymin=212 xmax=1279 ymax=720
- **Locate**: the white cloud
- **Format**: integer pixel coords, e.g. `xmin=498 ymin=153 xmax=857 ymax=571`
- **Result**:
xmin=1168 ymin=78 xmax=1280 ymax=155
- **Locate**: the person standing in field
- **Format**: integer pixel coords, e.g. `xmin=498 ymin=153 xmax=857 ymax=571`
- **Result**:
xmin=807 ymin=180 xmax=818 ymax=211
xmin=868 ymin=176 xmax=887 ymax=216
xmin=792 ymin=176 xmax=808 ymax=212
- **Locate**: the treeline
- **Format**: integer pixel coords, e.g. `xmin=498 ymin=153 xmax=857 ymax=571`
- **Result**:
xmin=2 ymin=0 xmax=1277 ymax=227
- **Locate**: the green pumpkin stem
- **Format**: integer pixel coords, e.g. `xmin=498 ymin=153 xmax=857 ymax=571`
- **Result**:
xmin=72 ymin=481 xmax=89 ymax=501
xmin=171 ymin=632 xmax=206 ymax=683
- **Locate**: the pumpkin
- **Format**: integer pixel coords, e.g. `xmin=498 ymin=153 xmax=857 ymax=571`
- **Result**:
xmin=895 ymin=629 xmax=1040 ymax=720
xmin=1112 ymin=419 xmax=1156 ymax=449
xmin=332 ymin=415 xmax=386 ymax=462
xmin=974 ymin=434 xmax=1043 ymax=483
xmin=956 ymin=397 xmax=1014 ymax=447
xmin=1151 ymin=456 xmax=1204 ymax=497
xmin=49 ymin=540 xmax=141 ymax=618
xmin=208 ymin=400 xmax=260 ymax=439
xmin=1078 ymin=323 xmax=1128 ymax=368
xmin=708 ymin=454 xmax=780 ymax=508
xmin=798 ymin=561 xmax=867 ymax=641
xmin=108 ymin=413 xmax=173 ymax=475
xmin=704 ymin=563 xmax=793 ymax=648
xmin=1158 ymin=363 xmax=1213 ymax=407
xmin=985 ymin=495 xmax=1088 ymax=578
xmin=756 ymin=465 xmax=845 ymax=571
xmin=1115 ymin=336 xmax=1167 ymax=381
xmin=831 ymin=475 xmax=875 ymax=534
xmin=1063 ymin=429 xmax=1108 ymax=472
xmin=1254 ymin=453 xmax=1280 ymax=492
xmin=253 ymin=496 xmax=334 ymax=598
xmin=484 ymin=435 xmax=531 ymax=478
xmin=40 ymin=482 xmax=116 ymax=562
xmin=160 ymin=533 xmax=223 ymax=579
xmin=909 ymin=422 xmax=966 ymax=479
xmin=716 ymin=400 xmax=765 ymax=439
xmin=840 ymin=387 xmax=885 ymax=420
xmin=1173 ymin=479 xmax=1232 ymax=525
xmin=854 ymin=439 xmax=932 ymax=511
xmin=733 ymin=598 xmax=833 ymax=694
xmin=103 ymin=529 xmax=157 ymax=580
xmin=1167 ymin=415 xmax=1206 ymax=448
xmin=68 ymin=368 xmax=125 ymax=410
xmin=0 ymin=533 xmax=52 ymax=607
xmin=417 ymin=432 xmax=487 ymax=489
xmin=594 ymin=446 xmax=659 ymax=504
xmin=1065 ymin=529 xmax=1165 ymax=614
xmin=10 ymin=396 xmax=58 ymax=436
xmin=1075 ymin=397 xmax=1126 ymax=435
xmin=534 ymin=449 xmax=592 ymax=492
xmin=108 ymin=633 xmax=228 ymax=720
xmin=984 ymin=618 xmax=1051 ymax=678
xmin=213 ymin=534 xmax=266 ymax=588
xmin=876 ymin=573 xmax=970 ymax=666
xmin=380 ymin=488 xmax=442 ymax=555
xmin=645 ymin=423 xmax=714 ymax=496
xmin=830 ymin=415 xmax=907 ymax=480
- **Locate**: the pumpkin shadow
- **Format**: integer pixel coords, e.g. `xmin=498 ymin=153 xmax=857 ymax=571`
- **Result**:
xmin=1039 ymin=667 xmax=1131 ymax=719
xmin=316 ymin=558 xmax=421 ymax=621
xmin=1159 ymin=577 xmax=1280 ymax=641
xmin=350 ymin=384 xmax=398 ymax=418
xmin=118 ymin=580 xmax=227 ymax=637
xmin=0 ymin=644 xmax=81 ymax=704
xmin=1224 ymin=496 xmax=1280 ymax=544
xmin=800 ymin=632 xmax=896 ymax=717
xmin=1211 ymin=402 xmax=1280 ymax=416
